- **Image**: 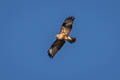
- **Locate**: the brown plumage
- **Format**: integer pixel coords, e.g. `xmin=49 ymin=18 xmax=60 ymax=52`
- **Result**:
xmin=48 ymin=16 xmax=76 ymax=58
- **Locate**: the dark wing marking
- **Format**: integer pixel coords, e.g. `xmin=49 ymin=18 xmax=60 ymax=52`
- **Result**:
xmin=60 ymin=16 xmax=75 ymax=35
xmin=48 ymin=39 xmax=65 ymax=58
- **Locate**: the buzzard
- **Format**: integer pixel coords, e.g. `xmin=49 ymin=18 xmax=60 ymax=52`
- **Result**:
xmin=48 ymin=16 xmax=76 ymax=58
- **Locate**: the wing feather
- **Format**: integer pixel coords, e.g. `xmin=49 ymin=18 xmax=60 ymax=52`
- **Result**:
xmin=48 ymin=39 xmax=65 ymax=58
xmin=60 ymin=16 xmax=75 ymax=35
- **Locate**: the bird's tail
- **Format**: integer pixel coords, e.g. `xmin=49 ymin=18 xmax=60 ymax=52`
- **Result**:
xmin=67 ymin=37 xmax=76 ymax=43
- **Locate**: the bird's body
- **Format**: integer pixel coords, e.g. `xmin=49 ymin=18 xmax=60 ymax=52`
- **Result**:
xmin=48 ymin=16 xmax=76 ymax=58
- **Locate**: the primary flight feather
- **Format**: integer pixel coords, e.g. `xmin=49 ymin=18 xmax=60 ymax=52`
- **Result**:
xmin=48 ymin=16 xmax=76 ymax=58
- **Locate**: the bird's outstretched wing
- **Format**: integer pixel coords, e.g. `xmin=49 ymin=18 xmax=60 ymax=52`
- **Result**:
xmin=60 ymin=16 xmax=75 ymax=35
xmin=48 ymin=39 xmax=65 ymax=58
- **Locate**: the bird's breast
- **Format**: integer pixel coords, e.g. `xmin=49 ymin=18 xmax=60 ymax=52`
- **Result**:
xmin=56 ymin=33 xmax=66 ymax=40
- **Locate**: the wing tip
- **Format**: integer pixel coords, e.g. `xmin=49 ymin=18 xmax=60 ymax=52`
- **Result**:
xmin=62 ymin=16 xmax=75 ymax=26
xmin=66 ymin=16 xmax=75 ymax=21
xmin=48 ymin=49 xmax=54 ymax=58
xmin=48 ymin=53 xmax=54 ymax=58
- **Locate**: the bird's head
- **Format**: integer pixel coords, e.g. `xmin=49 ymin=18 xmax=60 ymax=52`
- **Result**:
xmin=55 ymin=34 xmax=59 ymax=39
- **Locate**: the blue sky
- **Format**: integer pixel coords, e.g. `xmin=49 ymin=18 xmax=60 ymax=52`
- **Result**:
xmin=0 ymin=0 xmax=120 ymax=80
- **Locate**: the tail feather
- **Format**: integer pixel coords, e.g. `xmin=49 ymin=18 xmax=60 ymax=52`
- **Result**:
xmin=67 ymin=37 xmax=76 ymax=43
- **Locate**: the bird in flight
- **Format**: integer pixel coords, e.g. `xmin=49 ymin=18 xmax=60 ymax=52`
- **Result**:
xmin=48 ymin=16 xmax=76 ymax=58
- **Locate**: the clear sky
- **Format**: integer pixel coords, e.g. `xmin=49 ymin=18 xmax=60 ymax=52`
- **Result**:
xmin=0 ymin=0 xmax=120 ymax=80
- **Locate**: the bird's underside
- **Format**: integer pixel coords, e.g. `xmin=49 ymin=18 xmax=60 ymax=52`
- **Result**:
xmin=48 ymin=16 xmax=76 ymax=58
